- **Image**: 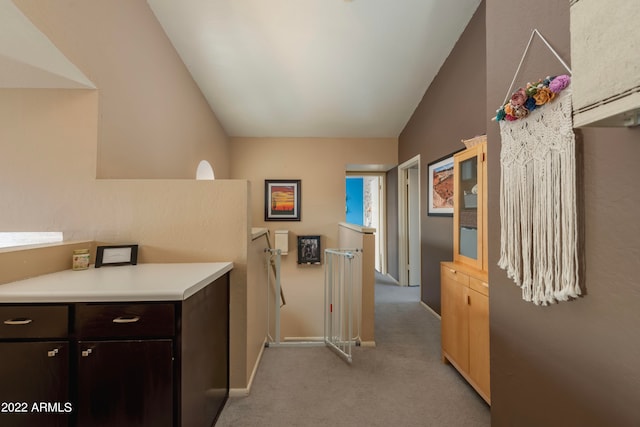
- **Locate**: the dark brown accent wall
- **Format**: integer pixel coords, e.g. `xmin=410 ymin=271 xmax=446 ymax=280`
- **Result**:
xmin=398 ymin=2 xmax=486 ymax=313
xmin=487 ymin=1 xmax=640 ymax=426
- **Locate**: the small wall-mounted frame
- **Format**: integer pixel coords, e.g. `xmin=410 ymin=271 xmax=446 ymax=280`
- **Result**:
xmin=297 ymin=235 xmax=321 ymax=264
xmin=427 ymin=150 xmax=461 ymax=217
xmin=95 ymin=244 xmax=138 ymax=268
xmin=265 ymin=179 xmax=301 ymax=221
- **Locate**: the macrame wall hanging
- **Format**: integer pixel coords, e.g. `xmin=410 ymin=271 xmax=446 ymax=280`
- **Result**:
xmin=494 ymin=29 xmax=580 ymax=306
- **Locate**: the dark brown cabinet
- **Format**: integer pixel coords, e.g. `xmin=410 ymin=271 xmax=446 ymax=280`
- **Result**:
xmin=74 ymin=302 xmax=176 ymax=427
xmin=0 ymin=341 xmax=70 ymax=427
xmin=77 ymin=340 xmax=173 ymax=427
xmin=0 ymin=305 xmax=70 ymax=427
xmin=0 ymin=272 xmax=230 ymax=427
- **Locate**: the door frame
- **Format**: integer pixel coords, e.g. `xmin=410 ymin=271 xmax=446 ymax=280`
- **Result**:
xmin=398 ymin=155 xmax=421 ymax=288
xmin=345 ymin=172 xmax=387 ymax=274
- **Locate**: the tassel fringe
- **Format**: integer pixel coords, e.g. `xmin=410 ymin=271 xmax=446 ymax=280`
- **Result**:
xmin=498 ymin=89 xmax=580 ymax=306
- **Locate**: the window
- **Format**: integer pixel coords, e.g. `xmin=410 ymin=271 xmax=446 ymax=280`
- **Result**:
xmin=196 ymin=160 xmax=215 ymax=180
xmin=0 ymin=232 xmax=63 ymax=249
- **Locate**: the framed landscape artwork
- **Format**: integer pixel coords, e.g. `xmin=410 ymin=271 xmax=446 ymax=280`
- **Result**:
xmin=427 ymin=151 xmax=460 ymax=216
xmin=265 ymin=179 xmax=301 ymax=221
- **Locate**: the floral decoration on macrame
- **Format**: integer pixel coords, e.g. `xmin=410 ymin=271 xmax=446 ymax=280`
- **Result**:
xmin=494 ymin=74 xmax=571 ymax=122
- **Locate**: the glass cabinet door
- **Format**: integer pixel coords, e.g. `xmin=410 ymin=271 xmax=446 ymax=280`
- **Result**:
xmin=453 ymin=143 xmax=484 ymax=269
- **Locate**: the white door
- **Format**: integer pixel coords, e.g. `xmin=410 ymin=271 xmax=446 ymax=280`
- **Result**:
xmin=398 ymin=155 xmax=421 ymax=288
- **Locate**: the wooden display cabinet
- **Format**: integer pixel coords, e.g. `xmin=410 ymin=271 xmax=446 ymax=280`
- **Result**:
xmin=442 ymin=136 xmax=490 ymax=405
xmin=441 ymin=262 xmax=490 ymax=404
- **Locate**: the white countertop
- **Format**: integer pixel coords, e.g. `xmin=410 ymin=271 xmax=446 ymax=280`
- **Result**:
xmin=0 ymin=262 xmax=233 ymax=303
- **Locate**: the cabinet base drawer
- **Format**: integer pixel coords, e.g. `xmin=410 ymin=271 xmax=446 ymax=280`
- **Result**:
xmin=76 ymin=303 xmax=175 ymax=338
xmin=441 ymin=266 xmax=470 ymax=286
xmin=0 ymin=305 xmax=68 ymax=339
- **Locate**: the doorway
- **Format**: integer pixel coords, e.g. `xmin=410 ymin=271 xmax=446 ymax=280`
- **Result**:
xmin=398 ymin=155 xmax=421 ymax=287
xmin=345 ymin=173 xmax=386 ymax=274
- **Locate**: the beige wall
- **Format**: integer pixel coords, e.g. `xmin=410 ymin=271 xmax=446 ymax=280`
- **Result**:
xmin=244 ymin=231 xmax=271 ymax=393
xmin=230 ymin=137 xmax=397 ymax=339
xmin=0 ymin=241 xmax=95 ymax=285
xmin=338 ymin=224 xmax=375 ymax=344
xmin=13 ymin=0 xmax=230 ymax=179
xmin=0 ymin=87 xmax=255 ymax=389
xmin=0 ymin=89 xmax=98 ymax=232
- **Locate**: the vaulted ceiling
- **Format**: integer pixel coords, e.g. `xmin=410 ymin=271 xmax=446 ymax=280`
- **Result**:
xmin=147 ymin=0 xmax=481 ymax=137
xmin=1 ymin=0 xmax=481 ymax=138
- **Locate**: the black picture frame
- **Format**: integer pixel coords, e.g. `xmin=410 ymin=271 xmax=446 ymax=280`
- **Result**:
xmin=265 ymin=179 xmax=301 ymax=221
xmin=427 ymin=150 xmax=463 ymax=217
xmin=95 ymin=244 xmax=138 ymax=268
xmin=297 ymin=235 xmax=321 ymax=264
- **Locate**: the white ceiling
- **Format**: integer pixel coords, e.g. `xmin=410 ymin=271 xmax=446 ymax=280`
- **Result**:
xmin=1 ymin=0 xmax=480 ymax=139
xmin=147 ymin=0 xmax=481 ymax=138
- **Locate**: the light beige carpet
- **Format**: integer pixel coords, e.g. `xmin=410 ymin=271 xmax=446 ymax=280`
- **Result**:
xmin=216 ymin=274 xmax=490 ymax=427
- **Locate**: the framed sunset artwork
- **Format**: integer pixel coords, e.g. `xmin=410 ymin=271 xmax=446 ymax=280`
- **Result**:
xmin=264 ymin=179 xmax=301 ymax=221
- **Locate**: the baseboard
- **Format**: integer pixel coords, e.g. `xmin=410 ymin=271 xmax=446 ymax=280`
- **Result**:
xmin=284 ymin=336 xmax=375 ymax=347
xmin=229 ymin=388 xmax=250 ymax=398
xmin=284 ymin=336 xmax=324 ymax=342
xmin=420 ymin=300 xmax=441 ymax=320
xmin=229 ymin=338 xmax=267 ymax=397
xmin=383 ymin=273 xmax=400 ymax=285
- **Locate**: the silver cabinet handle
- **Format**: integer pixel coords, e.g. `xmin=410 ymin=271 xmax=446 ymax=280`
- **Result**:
xmin=112 ymin=315 xmax=140 ymax=324
xmin=81 ymin=349 xmax=92 ymax=357
xmin=47 ymin=348 xmax=59 ymax=358
xmin=3 ymin=318 xmax=33 ymax=325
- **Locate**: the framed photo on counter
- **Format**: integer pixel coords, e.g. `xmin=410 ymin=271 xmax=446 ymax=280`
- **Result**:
xmin=95 ymin=244 xmax=138 ymax=267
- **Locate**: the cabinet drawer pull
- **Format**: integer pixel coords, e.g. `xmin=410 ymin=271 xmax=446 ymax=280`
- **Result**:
xmin=82 ymin=348 xmax=93 ymax=357
xmin=449 ymin=269 xmax=456 ymax=274
xmin=112 ymin=315 xmax=140 ymax=324
xmin=3 ymin=318 xmax=33 ymax=325
xmin=47 ymin=348 xmax=60 ymax=358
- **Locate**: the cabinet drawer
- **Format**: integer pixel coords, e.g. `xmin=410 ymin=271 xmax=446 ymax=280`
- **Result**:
xmin=0 ymin=305 xmax=68 ymax=339
xmin=75 ymin=303 xmax=175 ymax=338
xmin=441 ymin=266 xmax=469 ymax=287
xmin=469 ymin=277 xmax=489 ymax=296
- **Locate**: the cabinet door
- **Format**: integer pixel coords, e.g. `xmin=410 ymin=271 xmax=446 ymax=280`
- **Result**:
xmin=480 ymin=142 xmax=488 ymax=272
xmin=0 ymin=342 xmax=69 ymax=427
xmin=441 ymin=268 xmax=469 ymax=371
xmin=453 ymin=142 xmax=485 ymax=270
xmin=180 ymin=275 xmax=230 ymax=426
xmin=77 ymin=340 xmax=173 ymax=427
xmin=468 ymin=288 xmax=490 ymax=402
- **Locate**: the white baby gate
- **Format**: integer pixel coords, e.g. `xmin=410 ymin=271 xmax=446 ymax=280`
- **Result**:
xmin=264 ymin=246 xmax=363 ymax=361
xmin=324 ymin=248 xmax=362 ymax=363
